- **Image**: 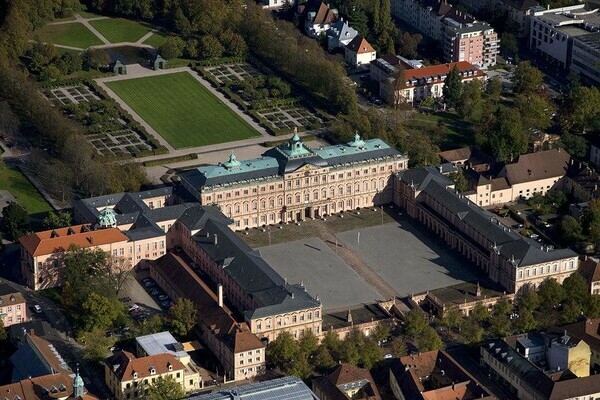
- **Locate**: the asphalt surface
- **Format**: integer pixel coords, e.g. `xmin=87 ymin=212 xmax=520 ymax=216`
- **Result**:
xmin=337 ymin=218 xmax=482 ymax=297
xmin=258 ymin=237 xmax=383 ymax=310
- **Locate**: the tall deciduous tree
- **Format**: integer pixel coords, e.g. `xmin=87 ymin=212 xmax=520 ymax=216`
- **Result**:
xmin=81 ymin=292 xmax=124 ymax=331
xmin=538 ymin=278 xmax=566 ymax=310
xmin=43 ymin=211 xmax=72 ymax=229
xmin=443 ymin=66 xmax=462 ymax=108
xmin=513 ymin=61 xmax=544 ymax=95
xmin=147 ymin=376 xmax=185 ymax=400
xmin=168 ymin=298 xmax=197 ymax=337
xmin=2 ymin=201 xmax=29 ymax=240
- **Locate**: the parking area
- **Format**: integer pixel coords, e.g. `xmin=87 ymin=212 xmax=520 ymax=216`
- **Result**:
xmin=336 ymin=218 xmax=481 ymax=296
xmin=258 ymin=237 xmax=383 ymax=310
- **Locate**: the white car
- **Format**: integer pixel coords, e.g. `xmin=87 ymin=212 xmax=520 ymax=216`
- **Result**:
xmin=384 ymin=353 xmax=393 ymax=359
xmin=128 ymin=304 xmax=140 ymax=312
xmin=33 ymin=305 xmax=42 ymax=314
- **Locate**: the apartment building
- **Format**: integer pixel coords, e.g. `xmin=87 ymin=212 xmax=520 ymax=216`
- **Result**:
xmin=529 ymin=4 xmax=600 ymax=84
xmin=104 ymin=351 xmax=189 ymax=400
xmin=390 ymin=350 xmax=494 ymax=400
xmin=459 ymin=0 xmax=539 ymax=37
xmin=481 ymin=333 xmax=600 ymax=399
xmin=180 ymin=134 xmax=407 ymax=230
xmin=391 ymin=0 xmax=499 ymax=67
xmin=394 ymin=167 xmax=579 ymax=293
xmin=0 ymin=283 xmax=26 ymax=327
xmin=374 ymin=60 xmax=484 ymax=105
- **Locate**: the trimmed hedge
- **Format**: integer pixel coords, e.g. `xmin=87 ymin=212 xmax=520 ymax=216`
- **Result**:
xmin=198 ymin=57 xmax=247 ymax=67
xmin=143 ymin=153 xmax=198 ymax=167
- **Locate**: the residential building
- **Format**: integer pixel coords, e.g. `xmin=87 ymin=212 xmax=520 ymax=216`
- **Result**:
xmin=180 ymin=134 xmax=407 ymax=230
xmin=7 ymin=320 xmax=50 ymax=347
xmin=0 ymin=370 xmax=97 ymax=400
xmin=529 ymin=4 xmax=600 ymax=84
xmin=439 ymin=146 xmax=498 ymax=173
xmin=10 ymin=331 xmax=70 ymax=382
xmin=390 ymin=350 xmax=494 ymax=400
xmin=559 ymin=318 xmax=600 ymax=369
xmin=376 ymin=61 xmax=484 ymax=105
xmin=186 ymin=376 xmax=319 ymax=400
xmin=260 ymin=0 xmax=292 ymax=9
xmin=481 ymin=333 xmax=600 ymax=399
xmin=304 ymin=1 xmax=338 ymax=37
xmin=579 ymin=256 xmax=600 ymax=295
xmin=0 ymin=282 xmax=26 ymax=327
xmin=134 ymin=331 xmax=202 ymax=391
xmin=458 ymin=0 xmax=539 ymax=37
xmin=344 ymin=36 xmax=377 ymax=67
xmin=2 ymin=330 xmax=97 ymax=400
xmin=394 ymin=166 xmax=579 ymax=293
xmin=564 ymin=160 xmax=600 ymax=202
xmin=104 ymin=351 xmax=190 ymax=400
xmin=391 ymin=0 xmax=499 ymax=67
xmin=312 ymin=364 xmax=382 ymax=400
xmin=326 ymin=19 xmax=358 ymax=51
xmin=19 ymin=225 xmax=130 ymax=290
xmin=150 ymin=253 xmax=266 ymax=382
xmin=444 ymin=21 xmax=499 ymax=68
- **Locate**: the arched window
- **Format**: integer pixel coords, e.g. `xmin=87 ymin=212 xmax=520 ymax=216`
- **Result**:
xmin=252 ymin=200 xmax=257 ymax=211
xmin=295 ymin=193 xmax=301 ymax=203
xmin=346 ymin=199 xmax=352 ymax=208
xmin=243 ymin=203 xmax=249 ymax=212
xmin=235 ymin=204 xmax=240 ymax=213
xmin=287 ymin=195 xmax=292 ymax=204
xmin=279 ymin=196 xmax=284 ymax=206
xmin=226 ymin=205 xmax=231 ymax=216
xmin=269 ymin=198 xmax=275 ymax=208
xmin=322 ymin=189 xmax=327 ymax=199
xmin=260 ymin=200 xmax=266 ymax=210
xmin=364 ymin=181 xmax=369 ymax=191
xmin=313 ymin=190 xmax=319 ymax=200
xmin=347 ymin=184 xmax=352 ymax=194
xmin=338 ymin=186 xmax=344 ymax=195
xmin=304 ymin=192 xmax=310 ymax=202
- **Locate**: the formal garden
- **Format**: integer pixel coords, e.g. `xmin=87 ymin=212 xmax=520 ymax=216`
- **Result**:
xmin=41 ymin=82 xmax=163 ymax=158
xmin=202 ymin=63 xmax=326 ymax=135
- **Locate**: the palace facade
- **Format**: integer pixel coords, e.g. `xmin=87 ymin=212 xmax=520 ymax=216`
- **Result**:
xmin=180 ymin=134 xmax=408 ymax=230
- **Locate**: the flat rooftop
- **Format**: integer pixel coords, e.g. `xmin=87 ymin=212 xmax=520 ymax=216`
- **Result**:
xmin=428 ymin=282 xmax=506 ymax=307
xmin=136 ymin=331 xmax=188 ymax=359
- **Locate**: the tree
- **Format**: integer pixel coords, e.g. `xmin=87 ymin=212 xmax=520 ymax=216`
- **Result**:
xmin=460 ymin=317 xmax=484 ymax=344
xmin=513 ymin=61 xmax=544 ymax=95
xmin=404 ymin=308 xmax=428 ymax=339
xmin=443 ymin=66 xmax=462 ymax=108
xmin=221 ymin=30 xmax=248 ymax=58
xmin=500 ymin=32 xmax=518 ymax=59
xmin=417 ymin=326 xmax=442 ymax=351
xmin=2 ymin=201 xmax=29 ymax=240
xmin=360 ymin=338 xmax=382 ymax=369
xmin=441 ymin=308 xmax=463 ymax=331
xmin=146 ymin=376 xmax=185 ymax=400
xmin=585 ymin=295 xmax=600 ymax=318
xmin=516 ymin=93 xmax=554 ymax=131
xmin=43 ymin=211 xmax=72 ymax=229
xmin=457 ymin=79 xmax=484 ymax=122
xmin=486 ymin=106 xmax=527 ymax=161
xmin=449 ymin=171 xmax=469 ymax=193
xmin=267 ymin=331 xmax=299 ymax=370
xmin=471 ymin=302 xmax=490 ymax=324
xmin=321 ymin=330 xmax=342 ymax=361
xmin=198 ymin=35 xmax=224 ymax=60
xmin=538 ymin=278 xmax=566 ymax=310
xmin=298 ymin=329 xmax=319 ymax=356
xmin=313 ymin=345 xmax=335 ymax=372
xmin=489 ymin=299 xmax=513 ymax=337
xmin=397 ymin=32 xmax=422 ymax=59
xmin=514 ymin=308 xmax=537 ymax=332
xmin=517 ymin=285 xmax=540 ymax=312
xmin=137 ymin=315 xmax=167 ymax=336
xmin=557 ymin=133 xmax=587 ymax=158
xmin=558 ymin=216 xmax=583 ymax=245
xmin=560 ymin=298 xmax=583 ymax=324
xmin=81 ymin=292 xmax=124 ymax=331
xmin=78 ymin=327 xmax=116 ymax=361
xmin=486 ymin=76 xmax=503 ymax=102
xmin=563 ymin=272 xmax=590 ymax=306
xmin=83 ymin=49 xmax=110 ymax=70
xmin=372 ymin=323 xmax=391 ymax=343
xmin=0 ymin=101 xmax=20 ymax=142
xmin=159 ymin=37 xmax=185 ymax=59
xmin=390 ymin=337 xmax=407 ymax=357
xmin=565 ymin=86 xmax=600 ymax=133
xmin=0 ymin=318 xmax=6 ymax=342
xmin=102 ymin=256 xmax=133 ymax=295
xmin=168 ymin=298 xmax=197 ymax=337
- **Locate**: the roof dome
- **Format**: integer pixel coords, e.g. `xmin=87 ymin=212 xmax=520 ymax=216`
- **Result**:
xmin=348 ymin=132 xmax=365 ymax=148
xmin=223 ymin=153 xmax=241 ymax=169
xmin=97 ymin=207 xmax=117 ymax=228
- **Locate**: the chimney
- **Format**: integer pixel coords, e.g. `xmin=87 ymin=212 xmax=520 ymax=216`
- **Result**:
xmin=476 ymin=282 xmax=481 ymax=297
xmin=214 ymin=234 xmax=218 ymax=245
xmin=218 ymin=284 xmax=223 ymax=308
xmin=347 ymin=309 xmax=353 ymax=323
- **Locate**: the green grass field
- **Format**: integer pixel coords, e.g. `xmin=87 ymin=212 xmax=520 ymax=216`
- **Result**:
xmin=89 ymin=18 xmax=151 ymax=43
xmin=106 ymin=72 xmax=260 ymax=148
xmin=142 ymin=32 xmax=168 ymax=48
xmin=0 ymin=165 xmax=52 ymax=214
xmin=33 ymin=22 xmax=103 ymax=49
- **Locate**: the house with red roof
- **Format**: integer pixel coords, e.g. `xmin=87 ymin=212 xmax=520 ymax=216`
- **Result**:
xmin=344 ymin=36 xmax=377 ymax=67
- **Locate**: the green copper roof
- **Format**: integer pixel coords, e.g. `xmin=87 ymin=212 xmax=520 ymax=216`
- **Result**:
xmin=223 ymin=153 xmax=241 ymax=169
xmin=348 ymin=132 xmax=365 ymax=148
xmin=97 ymin=207 xmax=117 ymax=228
xmin=313 ymin=138 xmax=392 ymax=160
xmin=278 ymin=134 xmax=313 ymax=158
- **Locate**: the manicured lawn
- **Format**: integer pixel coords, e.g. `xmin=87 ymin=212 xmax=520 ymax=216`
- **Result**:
xmin=33 ymin=22 xmax=103 ymax=49
xmin=0 ymin=165 xmax=52 ymax=214
xmin=106 ymin=72 xmax=260 ymax=148
xmin=142 ymin=32 xmax=168 ymax=48
xmin=404 ymin=111 xmax=474 ymax=150
xmin=89 ymin=18 xmax=152 ymax=43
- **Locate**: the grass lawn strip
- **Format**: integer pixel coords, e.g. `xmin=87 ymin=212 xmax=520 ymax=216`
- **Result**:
xmin=34 ymin=23 xmax=103 ymax=48
xmin=89 ymin=18 xmax=151 ymax=43
xmin=142 ymin=32 xmax=168 ymax=48
xmin=0 ymin=165 xmax=53 ymax=214
xmin=105 ymin=72 xmax=260 ymax=148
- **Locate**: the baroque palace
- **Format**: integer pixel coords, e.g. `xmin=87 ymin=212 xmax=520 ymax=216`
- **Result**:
xmin=180 ymin=133 xmax=408 ymax=230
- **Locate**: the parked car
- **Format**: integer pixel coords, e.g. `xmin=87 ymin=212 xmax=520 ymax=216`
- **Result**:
xmin=143 ymin=280 xmax=155 ymax=288
xmin=158 ymin=294 xmax=169 ymax=301
xmin=530 ymin=234 xmax=539 ymax=239
xmin=33 ymin=305 xmax=42 ymax=314
xmin=128 ymin=304 xmax=140 ymax=312
xmin=119 ymin=296 xmax=132 ymax=303
xmin=149 ymin=288 xmax=161 ymax=296
xmin=119 ymin=326 xmax=130 ymax=334
xmin=384 ymin=353 xmax=393 ymax=359
xmin=160 ymin=300 xmax=172 ymax=308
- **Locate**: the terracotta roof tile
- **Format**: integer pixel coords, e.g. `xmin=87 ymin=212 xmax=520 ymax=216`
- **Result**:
xmin=19 ymin=225 xmax=129 ymax=257
xmin=105 ymin=351 xmax=185 ymax=381
xmin=402 ymin=62 xmax=484 ymax=88
xmin=0 ymin=372 xmax=99 ymax=400
xmin=346 ymin=36 xmax=375 ymax=54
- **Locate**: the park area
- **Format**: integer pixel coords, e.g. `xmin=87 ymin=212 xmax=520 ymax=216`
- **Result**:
xmin=105 ymin=72 xmax=260 ymax=148
xmin=88 ymin=18 xmax=151 ymax=43
xmin=33 ymin=22 xmax=103 ymax=48
xmin=0 ymin=164 xmax=52 ymax=215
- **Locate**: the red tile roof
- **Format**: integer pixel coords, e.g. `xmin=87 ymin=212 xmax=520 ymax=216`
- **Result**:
xmin=19 ymin=225 xmax=129 ymax=257
xmin=312 ymin=2 xmax=338 ymax=25
xmin=105 ymin=351 xmax=185 ymax=381
xmin=402 ymin=62 xmax=484 ymax=88
xmin=0 ymin=372 xmax=99 ymax=400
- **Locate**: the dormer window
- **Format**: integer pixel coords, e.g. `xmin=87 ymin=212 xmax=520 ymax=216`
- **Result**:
xmin=150 ymin=367 xmax=156 ymax=375
xmin=133 ymin=371 xmax=138 ymax=379
xmin=167 ymin=363 xmax=173 ymax=371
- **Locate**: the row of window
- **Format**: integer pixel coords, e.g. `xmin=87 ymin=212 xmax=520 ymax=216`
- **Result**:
xmin=255 ymin=311 xmax=320 ymax=331
xmin=0 ymin=304 xmax=21 ymax=313
xmin=517 ymin=260 xmax=575 ymax=279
